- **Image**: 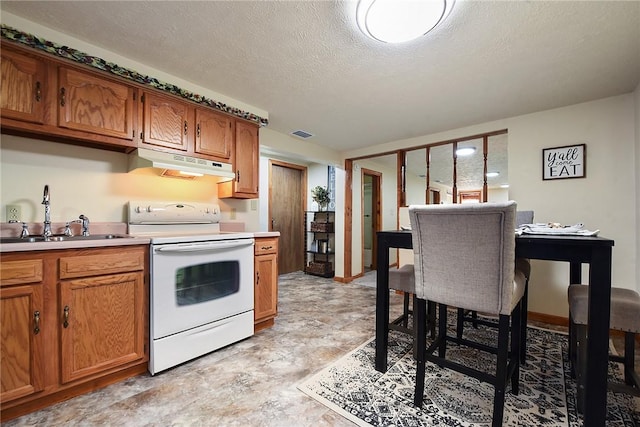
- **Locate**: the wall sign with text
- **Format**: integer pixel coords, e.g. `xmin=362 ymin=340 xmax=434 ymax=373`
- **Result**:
xmin=542 ymin=144 xmax=586 ymax=180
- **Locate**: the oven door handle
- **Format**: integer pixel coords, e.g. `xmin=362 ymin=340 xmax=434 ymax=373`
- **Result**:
xmin=154 ymin=240 xmax=254 ymax=253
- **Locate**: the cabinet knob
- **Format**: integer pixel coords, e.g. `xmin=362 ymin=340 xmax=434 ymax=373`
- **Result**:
xmin=60 ymin=87 xmax=66 ymax=106
xmin=35 ymin=81 xmax=42 ymax=102
xmin=63 ymin=305 xmax=70 ymax=328
xmin=33 ymin=310 xmax=40 ymax=335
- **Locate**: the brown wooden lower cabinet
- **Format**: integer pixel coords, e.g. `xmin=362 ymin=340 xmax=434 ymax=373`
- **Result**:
xmin=0 ymin=245 xmax=149 ymax=421
xmin=254 ymin=236 xmax=278 ymax=331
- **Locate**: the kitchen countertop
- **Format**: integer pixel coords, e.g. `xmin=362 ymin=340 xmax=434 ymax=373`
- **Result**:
xmin=1 ymin=222 xmax=280 ymax=253
xmin=253 ymin=231 xmax=280 ymax=238
xmin=0 ymin=221 xmax=150 ymax=253
xmin=0 ymin=236 xmax=152 ymax=253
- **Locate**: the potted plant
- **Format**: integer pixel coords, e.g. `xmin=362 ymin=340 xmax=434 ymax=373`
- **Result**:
xmin=311 ymin=186 xmax=330 ymax=211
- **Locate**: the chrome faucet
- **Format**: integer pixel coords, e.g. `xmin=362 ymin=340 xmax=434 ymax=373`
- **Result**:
xmin=79 ymin=214 xmax=90 ymax=236
xmin=42 ymin=185 xmax=52 ymax=238
xmin=9 ymin=220 xmax=30 ymax=238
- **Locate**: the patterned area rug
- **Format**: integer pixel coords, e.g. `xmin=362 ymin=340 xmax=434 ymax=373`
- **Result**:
xmin=299 ymin=321 xmax=640 ymax=426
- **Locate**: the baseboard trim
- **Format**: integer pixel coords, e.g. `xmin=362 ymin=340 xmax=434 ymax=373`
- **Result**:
xmin=528 ymin=311 xmax=639 ymax=342
xmin=528 ymin=311 xmax=568 ymax=327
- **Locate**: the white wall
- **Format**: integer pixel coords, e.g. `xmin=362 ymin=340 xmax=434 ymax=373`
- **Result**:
xmin=344 ymin=93 xmax=638 ymax=317
xmin=0 ymin=135 xmax=221 ymax=222
xmin=509 ymin=95 xmax=636 ymax=315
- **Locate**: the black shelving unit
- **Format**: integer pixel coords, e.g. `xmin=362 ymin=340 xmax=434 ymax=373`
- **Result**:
xmin=304 ymin=211 xmax=335 ymax=278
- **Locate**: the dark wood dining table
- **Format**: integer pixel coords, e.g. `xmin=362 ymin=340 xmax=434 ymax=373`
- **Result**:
xmin=375 ymin=229 xmax=614 ymax=427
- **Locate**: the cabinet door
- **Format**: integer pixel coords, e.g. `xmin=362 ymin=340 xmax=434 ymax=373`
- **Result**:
xmin=1 ymin=285 xmax=45 ymax=402
xmin=141 ymin=91 xmax=192 ymax=151
xmin=234 ymin=121 xmax=259 ymax=197
xmin=254 ymin=253 xmax=278 ymax=323
xmin=58 ymin=67 xmax=135 ymax=140
xmin=195 ymin=108 xmax=233 ymax=161
xmin=1 ymin=48 xmax=47 ymax=124
xmin=59 ymin=272 xmax=145 ymax=384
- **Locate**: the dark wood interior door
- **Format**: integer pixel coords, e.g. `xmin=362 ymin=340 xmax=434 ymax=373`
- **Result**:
xmin=269 ymin=161 xmax=305 ymax=274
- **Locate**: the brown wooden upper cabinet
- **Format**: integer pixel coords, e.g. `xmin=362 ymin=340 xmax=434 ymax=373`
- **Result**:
xmin=1 ymin=43 xmax=138 ymax=150
xmin=195 ymin=108 xmax=233 ymax=161
xmin=140 ymin=91 xmax=192 ymax=152
xmin=219 ymin=121 xmax=259 ymax=198
xmin=140 ymin=91 xmax=234 ymax=163
xmin=58 ymin=67 xmax=136 ymax=141
xmin=1 ymin=48 xmax=47 ymax=125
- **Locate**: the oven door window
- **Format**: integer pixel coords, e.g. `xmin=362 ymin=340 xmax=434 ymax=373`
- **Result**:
xmin=176 ymin=261 xmax=239 ymax=305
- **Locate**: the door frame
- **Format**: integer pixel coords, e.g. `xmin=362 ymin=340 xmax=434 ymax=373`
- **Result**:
xmin=361 ymin=168 xmax=382 ymax=272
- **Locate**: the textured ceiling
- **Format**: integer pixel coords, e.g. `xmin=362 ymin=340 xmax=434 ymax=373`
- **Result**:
xmin=1 ymin=1 xmax=639 ymax=155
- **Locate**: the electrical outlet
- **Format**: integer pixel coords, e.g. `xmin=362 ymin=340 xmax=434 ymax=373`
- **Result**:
xmin=6 ymin=204 xmax=21 ymax=221
xmin=250 ymin=200 xmax=258 ymax=211
xmin=230 ymin=208 xmax=237 ymax=220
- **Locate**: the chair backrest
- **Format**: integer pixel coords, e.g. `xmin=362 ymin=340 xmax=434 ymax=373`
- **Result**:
xmin=516 ymin=210 xmax=534 ymax=227
xmin=408 ymin=201 xmax=517 ymax=316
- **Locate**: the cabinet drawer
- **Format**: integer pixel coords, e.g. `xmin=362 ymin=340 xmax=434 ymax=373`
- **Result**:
xmin=0 ymin=259 xmax=44 ymax=286
xmin=59 ymin=248 xmax=145 ymax=279
xmin=254 ymin=238 xmax=278 ymax=255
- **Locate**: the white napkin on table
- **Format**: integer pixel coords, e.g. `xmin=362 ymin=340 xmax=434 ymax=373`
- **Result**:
xmin=516 ymin=223 xmax=599 ymax=236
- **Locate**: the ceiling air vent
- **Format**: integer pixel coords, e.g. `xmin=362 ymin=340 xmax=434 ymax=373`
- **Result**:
xmin=291 ymin=130 xmax=314 ymax=139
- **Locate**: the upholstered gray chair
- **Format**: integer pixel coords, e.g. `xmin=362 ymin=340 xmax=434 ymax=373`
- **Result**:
xmin=457 ymin=209 xmax=533 ymax=364
xmin=410 ymin=201 xmax=527 ymax=427
xmin=388 ymin=264 xmax=416 ymax=334
xmin=388 ymin=264 xmax=435 ymax=342
xmin=568 ymin=284 xmax=640 ymax=412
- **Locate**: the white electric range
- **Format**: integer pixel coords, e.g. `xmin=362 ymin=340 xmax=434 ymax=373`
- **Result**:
xmin=128 ymin=201 xmax=255 ymax=374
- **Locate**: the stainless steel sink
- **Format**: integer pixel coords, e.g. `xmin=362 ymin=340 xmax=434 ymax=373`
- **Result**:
xmin=0 ymin=234 xmax=132 ymax=244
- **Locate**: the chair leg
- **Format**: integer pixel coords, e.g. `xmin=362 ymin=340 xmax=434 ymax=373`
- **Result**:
xmin=439 ymin=304 xmax=448 ymax=358
xmin=510 ymin=302 xmax=522 ymax=395
xmin=624 ymin=331 xmax=636 ymax=386
xmin=412 ymin=294 xmax=419 ymax=359
xmin=575 ymin=323 xmax=588 ymax=414
xmin=402 ymin=292 xmax=410 ymax=328
xmin=456 ymin=307 xmax=464 ymax=339
xmin=568 ymin=313 xmax=576 ymax=378
xmin=520 ymin=283 xmax=529 ymax=364
xmin=414 ymin=298 xmax=427 ymax=408
xmin=492 ymin=314 xmax=511 ymax=427
xmin=427 ymin=301 xmax=436 ymax=339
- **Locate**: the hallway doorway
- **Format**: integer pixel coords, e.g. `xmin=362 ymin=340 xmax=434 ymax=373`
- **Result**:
xmin=362 ymin=168 xmax=381 ymax=272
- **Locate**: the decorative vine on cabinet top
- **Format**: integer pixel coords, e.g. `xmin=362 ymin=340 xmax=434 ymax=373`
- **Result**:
xmin=0 ymin=245 xmax=149 ymax=422
xmin=140 ymin=91 xmax=233 ymax=163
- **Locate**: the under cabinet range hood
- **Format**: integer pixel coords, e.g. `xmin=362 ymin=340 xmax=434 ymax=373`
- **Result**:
xmin=128 ymin=148 xmax=235 ymax=179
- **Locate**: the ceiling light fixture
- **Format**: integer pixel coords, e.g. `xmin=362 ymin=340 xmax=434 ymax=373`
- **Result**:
xmin=486 ymin=171 xmax=500 ymax=178
xmin=356 ymin=0 xmax=455 ymax=43
xmin=455 ymin=147 xmax=476 ymax=156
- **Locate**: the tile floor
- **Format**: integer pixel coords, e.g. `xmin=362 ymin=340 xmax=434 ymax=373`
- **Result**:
xmin=3 ymin=271 xmax=637 ymax=426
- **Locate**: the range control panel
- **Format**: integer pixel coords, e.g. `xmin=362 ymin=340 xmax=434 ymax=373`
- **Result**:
xmin=128 ymin=201 xmax=221 ymax=225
